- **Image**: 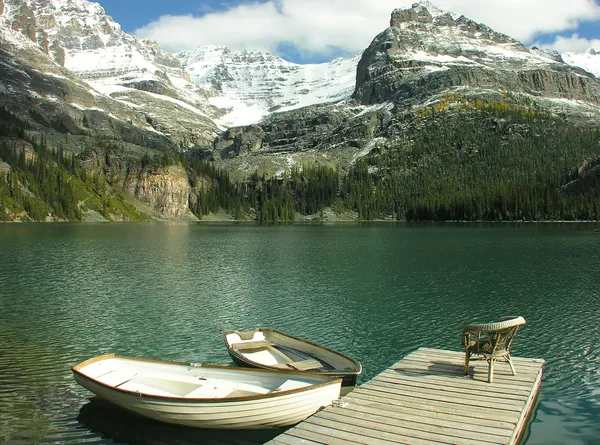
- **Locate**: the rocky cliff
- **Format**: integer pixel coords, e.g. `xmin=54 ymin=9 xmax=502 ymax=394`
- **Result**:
xmin=132 ymin=165 xmax=197 ymax=221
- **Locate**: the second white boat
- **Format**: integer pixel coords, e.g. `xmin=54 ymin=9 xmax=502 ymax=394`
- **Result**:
xmin=72 ymin=354 xmax=342 ymax=429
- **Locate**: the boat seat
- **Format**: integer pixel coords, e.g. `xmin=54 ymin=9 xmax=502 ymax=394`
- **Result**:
xmin=233 ymin=340 xmax=274 ymax=351
xmin=288 ymin=359 xmax=323 ymax=371
xmin=270 ymin=363 xmax=293 ymax=369
xmin=95 ymin=370 xmax=136 ymax=388
xmin=185 ymin=380 xmax=236 ymax=399
xmin=185 ymin=380 xmax=271 ymax=398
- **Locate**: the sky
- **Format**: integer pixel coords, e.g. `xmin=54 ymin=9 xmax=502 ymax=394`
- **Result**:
xmin=96 ymin=0 xmax=600 ymax=63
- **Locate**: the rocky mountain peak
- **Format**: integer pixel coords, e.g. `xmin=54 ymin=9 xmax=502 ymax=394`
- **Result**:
xmin=353 ymin=2 xmax=599 ymax=107
xmin=391 ymin=1 xmax=450 ymax=26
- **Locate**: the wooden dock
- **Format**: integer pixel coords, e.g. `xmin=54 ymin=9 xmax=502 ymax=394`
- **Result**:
xmin=267 ymin=347 xmax=544 ymax=445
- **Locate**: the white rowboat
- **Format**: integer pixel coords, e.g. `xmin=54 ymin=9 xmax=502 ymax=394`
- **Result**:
xmin=72 ymin=354 xmax=341 ymax=429
xmin=222 ymin=328 xmax=362 ymax=388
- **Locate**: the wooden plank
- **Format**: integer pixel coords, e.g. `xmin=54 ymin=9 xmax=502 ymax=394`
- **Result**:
xmin=393 ymin=355 xmax=538 ymax=377
xmin=345 ymin=390 xmax=520 ymax=423
xmin=273 ymin=433 xmax=326 ymax=445
xmin=385 ymin=366 xmax=537 ymax=389
xmin=267 ymin=439 xmax=293 ymax=445
xmin=406 ymin=350 xmax=543 ymax=375
xmin=378 ymin=369 xmax=533 ymax=395
xmin=363 ymin=378 xmax=526 ymax=409
xmin=323 ymin=405 xmax=510 ymax=444
xmin=339 ymin=396 xmax=515 ymax=434
xmin=288 ymin=359 xmax=323 ymax=371
xmin=361 ymin=380 xmax=525 ymax=411
xmin=398 ymin=354 xmax=541 ymax=379
xmin=509 ymin=369 xmax=543 ymax=445
xmin=374 ymin=373 xmax=530 ymax=401
xmin=294 ymin=419 xmax=408 ymax=445
xmin=319 ymin=411 xmax=506 ymax=445
xmin=391 ymin=359 xmax=538 ymax=385
xmin=286 ymin=425 xmax=364 ymax=445
xmin=269 ymin=436 xmax=322 ymax=445
xmin=267 ymin=346 xmax=296 ymax=363
xmin=303 ymin=416 xmax=444 ymax=445
xmin=232 ymin=340 xmax=274 ymax=350
xmin=416 ymin=348 xmax=544 ymax=368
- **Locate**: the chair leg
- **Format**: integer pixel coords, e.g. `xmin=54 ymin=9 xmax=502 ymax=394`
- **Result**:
xmin=464 ymin=353 xmax=470 ymax=375
xmin=488 ymin=359 xmax=495 ymax=383
xmin=507 ymin=355 xmax=517 ymax=376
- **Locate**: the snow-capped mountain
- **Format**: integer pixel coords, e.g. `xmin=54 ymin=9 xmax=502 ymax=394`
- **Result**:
xmin=356 ymin=1 xmax=577 ymax=104
xmin=0 ymin=0 xmax=220 ymax=147
xmin=349 ymin=0 xmax=600 ymax=131
xmin=562 ymin=48 xmax=600 ymax=78
xmin=177 ymin=46 xmax=360 ymax=127
xmin=0 ymin=0 xmax=598 ymax=151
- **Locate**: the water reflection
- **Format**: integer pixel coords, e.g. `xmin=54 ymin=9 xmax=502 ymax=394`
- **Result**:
xmin=77 ymin=398 xmax=284 ymax=445
xmin=528 ymin=399 xmax=600 ymax=445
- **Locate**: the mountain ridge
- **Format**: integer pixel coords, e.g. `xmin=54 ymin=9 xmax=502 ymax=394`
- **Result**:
xmin=1 ymin=0 xmax=599 ymax=222
xmin=2 ymin=0 xmax=598 ymax=132
xmin=176 ymin=45 xmax=360 ymax=127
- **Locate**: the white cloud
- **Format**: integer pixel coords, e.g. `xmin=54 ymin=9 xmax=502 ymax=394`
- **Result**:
xmin=537 ymin=33 xmax=600 ymax=53
xmin=134 ymin=0 xmax=600 ymax=58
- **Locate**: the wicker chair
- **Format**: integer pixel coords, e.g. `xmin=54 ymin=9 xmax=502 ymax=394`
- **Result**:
xmin=462 ymin=316 xmax=526 ymax=383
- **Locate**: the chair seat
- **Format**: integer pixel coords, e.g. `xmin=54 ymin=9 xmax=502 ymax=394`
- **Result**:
xmin=467 ymin=340 xmax=508 ymax=357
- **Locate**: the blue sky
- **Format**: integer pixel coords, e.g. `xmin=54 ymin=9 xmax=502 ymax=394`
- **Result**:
xmin=98 ymin=0 xmax=243 ymax=32
xmin=96 ymin=0 xmax=600 ymax=63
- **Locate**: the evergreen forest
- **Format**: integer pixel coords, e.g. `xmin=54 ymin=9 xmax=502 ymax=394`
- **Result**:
xmin=1 ymin=102 xmax=599 ymax=223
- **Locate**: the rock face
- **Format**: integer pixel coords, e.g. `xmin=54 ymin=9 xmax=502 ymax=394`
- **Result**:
xmin=214 ymin=105 xmax=360 ymax=158
xmin=353 ymin=1 xmax=600 ymax=106
xmin=1 ymin=0 xmax=220 ymax=147
xmin=177 ymin=46 xmax=360 ymax=127
xmin=133 ymin=165 xmax=198 ymax=221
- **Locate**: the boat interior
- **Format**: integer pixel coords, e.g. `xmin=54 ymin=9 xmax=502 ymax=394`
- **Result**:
xmin=225 ymin=330 xmax=351 ymax=371
xmin=78 ymin=357 xmax=316 ymax=399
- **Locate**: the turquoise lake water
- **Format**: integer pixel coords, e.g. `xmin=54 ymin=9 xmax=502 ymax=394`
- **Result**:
xmin=0 ymin=223 xmax=599 ymax=444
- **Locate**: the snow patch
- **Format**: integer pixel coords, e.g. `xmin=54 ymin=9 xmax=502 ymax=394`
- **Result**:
xmin=562 ymin=50 xmax=600 ymax=78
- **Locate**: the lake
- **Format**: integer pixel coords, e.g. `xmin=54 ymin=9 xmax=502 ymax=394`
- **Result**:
xmin=0 ymin=223 xmax=599 ymax=444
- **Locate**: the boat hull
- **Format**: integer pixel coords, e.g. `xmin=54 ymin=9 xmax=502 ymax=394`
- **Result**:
xmin=72 ymin=355 xmax=341 ymax=429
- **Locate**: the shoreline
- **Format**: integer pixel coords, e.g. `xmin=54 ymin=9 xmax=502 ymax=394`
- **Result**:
xmin=1 ymin=219 xmax=599 ymax=225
